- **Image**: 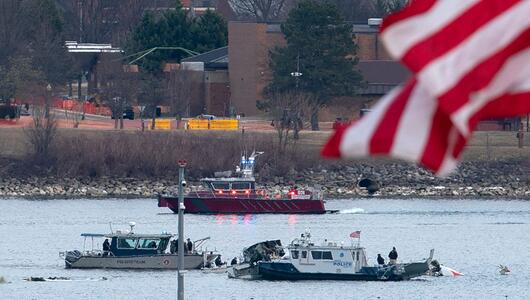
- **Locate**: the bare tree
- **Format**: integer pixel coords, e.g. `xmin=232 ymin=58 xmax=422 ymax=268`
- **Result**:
xmin=25 ymin=104 xmax=58 ymax=163
xmin=3 ymin=56 xmax=45 ymax=104
xmin=264 ymin=90 xmax=309 ymax=152
xmin=372 ymin=0 xmax=407 ymax=17
xmin=98 ymin=55 xmax=139 ymax=129
xmin=139 ymin=73 xmax=167 ymax=130
xmin=64 ymin=101 xmax=84 ymax=128
xmin=0 ymin=1 xmax=25 ymax=66
xmin=167 ymin=70 xmax=196 ymax=119
xmin=229 ymin=0 xmax=290 ymax=22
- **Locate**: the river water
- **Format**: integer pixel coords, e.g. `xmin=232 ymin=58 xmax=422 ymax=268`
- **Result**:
xmin=0 ymin=198 xmax=529 ymax=300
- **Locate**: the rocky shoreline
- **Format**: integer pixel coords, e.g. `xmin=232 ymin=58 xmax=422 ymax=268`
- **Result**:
xmin=1 ymin=161 xmax=529 ymax=199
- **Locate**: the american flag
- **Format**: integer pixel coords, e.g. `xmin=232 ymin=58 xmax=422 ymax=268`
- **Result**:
xmin=322 ymin=0 xmax=530 ymax=175
xmin=349 ymin=231 xmax=361 ymax=238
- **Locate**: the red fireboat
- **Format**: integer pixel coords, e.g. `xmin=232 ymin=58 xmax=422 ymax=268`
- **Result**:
xmin=158 ymin=152 xmax=327 ymax=214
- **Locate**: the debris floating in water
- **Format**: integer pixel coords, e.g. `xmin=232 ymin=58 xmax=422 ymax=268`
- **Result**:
xmin=499 ymin=265 xmax=511 ymax=275
xmin=24 ymin=276 xmax=108 ymax=282
xmin=0 ymin=276 xmax=6 ymax=284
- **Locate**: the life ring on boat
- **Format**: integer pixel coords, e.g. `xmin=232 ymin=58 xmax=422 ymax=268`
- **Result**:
xmin=163 ymin=259 xmax=170 ymax=266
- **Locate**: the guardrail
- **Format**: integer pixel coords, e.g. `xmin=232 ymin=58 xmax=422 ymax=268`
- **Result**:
xmin=153 ymin=119 xmax=171 ymax=130
xmin=187 ymin=119 xmax=239 ymax=130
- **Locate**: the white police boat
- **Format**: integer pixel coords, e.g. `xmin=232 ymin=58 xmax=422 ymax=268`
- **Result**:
xmin=60 ymin=223 xmax=218 ymax=270
xmin=256 ymin=231 xmax=433 ymax=281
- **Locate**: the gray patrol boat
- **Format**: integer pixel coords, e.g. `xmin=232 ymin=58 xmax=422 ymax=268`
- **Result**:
xmin=60 ymin=223 xmax=218 ymax=270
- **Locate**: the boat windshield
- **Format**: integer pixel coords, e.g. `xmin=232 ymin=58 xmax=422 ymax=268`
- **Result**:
xmin=138 ymin=238 xmax=160 ymax=249
xmin=117 ymin=238 xmax=137 ymax=249
xmin=211 ymin=182 xmax=229 ymax=190
xmin=231 ymin=182 xmax=251 ymax=190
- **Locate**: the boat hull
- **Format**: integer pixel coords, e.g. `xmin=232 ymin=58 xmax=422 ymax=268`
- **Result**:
xmin=227 ymin=263 xmax=261 ymax=279
xmin=257 ymin=262 xmax=429 ymax=281
xmin=159 ymin=195 xmax=326 ymax=214
xmin=64 ymin=252 xmax=213 ymax=270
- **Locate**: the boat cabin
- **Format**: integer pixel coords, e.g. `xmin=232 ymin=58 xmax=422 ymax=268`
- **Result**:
xmin=286 ymin=233 xmax=368 ymax=274
xmin=81 ymin=232 xmax=173 ymax=256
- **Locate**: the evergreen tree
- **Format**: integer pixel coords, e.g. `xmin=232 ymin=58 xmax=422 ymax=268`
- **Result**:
xmin=191 ymin=10 xmax=228 ymax=53
xmin=126 ymin=2 xmax=228 ymax=74
xmin=266 ymin=0 xmax=362 ymax=130
xmin=127 ymin=12 xmax=167 ymax=73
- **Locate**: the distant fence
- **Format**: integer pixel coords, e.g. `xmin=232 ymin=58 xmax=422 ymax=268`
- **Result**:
xmin=53 ymin=99 xmax=112 ymax=116
xmin=187 ymin=119 xmax=239 ymax=130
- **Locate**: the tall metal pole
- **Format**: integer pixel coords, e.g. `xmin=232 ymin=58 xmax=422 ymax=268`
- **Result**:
xmin=177 ymin=160 xmax=186 ymax=300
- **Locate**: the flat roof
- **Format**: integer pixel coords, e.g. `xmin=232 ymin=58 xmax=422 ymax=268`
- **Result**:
xmin=81 ymin=233 xmax=174 ymax=239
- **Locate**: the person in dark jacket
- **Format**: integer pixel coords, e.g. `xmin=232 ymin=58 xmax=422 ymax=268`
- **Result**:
xmin=388 ymin=247 xmax=398 ymax=265
xmin=102 ymin=239 xmax=110 ymax=256
xmin=230 ymin=257 xmax=238 ymax=266
xmin=215 ymin=255 xmax=223 ymax=267
xmin=186 ymin=238 xmax=193 ymax=253
xmin=377 ymin=254 xmax=385 ymax=265
xmin=170 ymin=240 xmax=177 ymax=254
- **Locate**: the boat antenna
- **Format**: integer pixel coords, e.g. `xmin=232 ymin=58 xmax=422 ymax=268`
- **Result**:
xmin=109 ymin=222 xmax=114 ymax=234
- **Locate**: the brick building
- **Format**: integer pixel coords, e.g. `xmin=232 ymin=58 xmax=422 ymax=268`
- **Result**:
xmin=228 ymin=22 xmax=286 ymax=116
xmin=175 ymin=47 xmax=230 ymax=116
xmin=227 ymin=20 xmax=409 ymax=118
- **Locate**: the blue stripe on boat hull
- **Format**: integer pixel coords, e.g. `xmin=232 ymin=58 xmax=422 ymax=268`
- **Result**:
xmin=258 ymin=262 xmax=425 ymax=281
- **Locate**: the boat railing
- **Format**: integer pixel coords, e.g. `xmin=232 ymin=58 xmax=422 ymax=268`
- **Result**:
xmin=187 ymin=191 xmax=259 ymax=199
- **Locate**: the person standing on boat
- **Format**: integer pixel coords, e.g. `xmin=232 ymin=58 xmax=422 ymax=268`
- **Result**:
xmin=186 ymin=238 xmax=193 ymax=253
xmin=170 ymin=239 xmax=177 ymax=254
xmin=102 ymin=239 xmax=110 ymax=257
xmin=215 ymin=255 xmax=223 ymax=267
xmin=377 ymin=254 xmax=385 ymax=266
xmin=388 ymin=247 xmax=398 ymax=265
xmin=231 ymin=257 xmax=238 ymax=266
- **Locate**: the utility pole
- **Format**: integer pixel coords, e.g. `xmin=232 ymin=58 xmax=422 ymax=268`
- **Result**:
xmin=78 ymin=0 xmax=83 ymax=43
xmin=517 ymin=123 xmax=524 ymax=148
xmin=177 ymin=160 xmax=187 ymax=300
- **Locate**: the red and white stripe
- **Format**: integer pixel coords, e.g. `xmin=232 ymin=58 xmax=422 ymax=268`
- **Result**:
xmin=322 ymin=0 xmax=530 ymax=175
xmin=382 ymin=0 xmax=530 ymax=133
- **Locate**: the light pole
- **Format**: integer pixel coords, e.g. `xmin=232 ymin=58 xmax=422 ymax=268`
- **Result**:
xmin=290 ymin=53 xmax=303 ymax=87
xmin=45 ymin=84 xmax=52 ymax=118
xmin=177 ymin=160 xmax=187 ymax=300
xmin=290 ymin=54 xmax=302 ymax=139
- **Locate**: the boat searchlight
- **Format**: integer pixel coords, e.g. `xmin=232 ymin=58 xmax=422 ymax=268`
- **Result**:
xmin=128 ymin=222 xmax=136 ymax=234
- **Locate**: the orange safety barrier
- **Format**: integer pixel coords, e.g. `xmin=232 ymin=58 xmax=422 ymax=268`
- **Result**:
xmin=187 ymin=119 xmax=238 ymax=130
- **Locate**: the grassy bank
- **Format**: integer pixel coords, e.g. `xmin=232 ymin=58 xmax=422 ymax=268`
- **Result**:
xmin=0 ymin=128 xmax=319 ymax=179
xmin=0 ymin=127 xmax=529 ymax=180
